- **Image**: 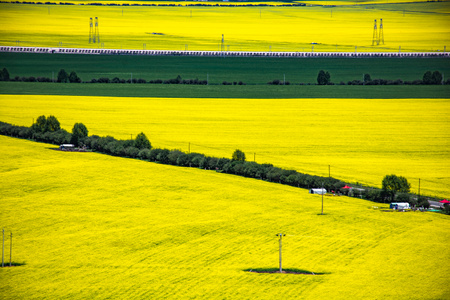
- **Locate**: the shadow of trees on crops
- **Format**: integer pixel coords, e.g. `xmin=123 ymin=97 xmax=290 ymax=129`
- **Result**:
xmin=244 ymin=268 xmax=329 ymax=275
xmin=2 ymin=261 xmax=26 ymax=267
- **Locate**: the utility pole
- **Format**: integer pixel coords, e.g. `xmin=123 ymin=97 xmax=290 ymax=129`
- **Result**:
xmin=321 ymin=182 xmax=324 ymax=215
xmin=188 ymin=142 xmax=190 ymax=154
xmin=418 ymin=178 xmax=421 ymax=197
xmin=254 ymin=153 xmax=256 ymax=162
xmin=2 ymin=229 xmax=4 ymax=267
xmin=221 ymin=34 xmax=225 ymax=57
xmin=9 ymin=232 xmax=12 ymax=267
xmin=329 ymin=165 xmax=331 ymax=177
xmin=276 ymin=233 xmax=286 ymax=273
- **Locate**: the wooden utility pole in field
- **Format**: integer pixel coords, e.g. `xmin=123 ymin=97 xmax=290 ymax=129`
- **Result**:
xmin=2 ymin=228 xmax=4 ymax=267
xmin=276 ymin=233 xmax=286 ymax=272
xmin=321 ymin=182 xmax=324 ymax=215
xmin=9 ymin=232 xmax=12 ymax=267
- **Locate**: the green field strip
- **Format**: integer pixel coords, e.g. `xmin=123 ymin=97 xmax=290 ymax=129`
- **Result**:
xmin=1 ymin=53 xmax=449 ymax=84
xmin=1 ymin=82 xmax=449 ymax=98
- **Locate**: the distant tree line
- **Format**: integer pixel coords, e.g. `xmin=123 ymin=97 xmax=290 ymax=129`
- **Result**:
xmin=314 ymin=70 xmax=448 ymax=86
xmin=1 ymin=67 xmax=448 ymax=86
xmin=90 ymin=75 xmax=210 ymax=85
xmin=268 ymin=70 xmax=449 ymax=85
xmin=1 ymin=116 xmax=442 ymax=210
xmin=0 ymin=69 xmax=213 ymax=85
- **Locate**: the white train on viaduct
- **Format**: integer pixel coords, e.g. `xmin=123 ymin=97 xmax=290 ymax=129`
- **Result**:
xmin=1 ymin=46 xmax=449 ymax=58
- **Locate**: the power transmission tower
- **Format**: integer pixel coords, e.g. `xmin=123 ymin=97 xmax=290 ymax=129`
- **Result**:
xmin=379 ymin=18 xmax=384 ymax=45
xmin=94 ymin=17 xmax=100 ymax=43
xmin=89 ymin=18 xmax=93 ymax=43
xmin=372 ymin=19 xmax=378 ymax=46
xmin=221 ymin=34 xmax=225 ymax=57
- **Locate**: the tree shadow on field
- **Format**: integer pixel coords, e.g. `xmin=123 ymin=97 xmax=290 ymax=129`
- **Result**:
xmin=244 ymin=268 xmax=329 ymax=275
xmin=1 ymin=261 xmax=26 ymax=267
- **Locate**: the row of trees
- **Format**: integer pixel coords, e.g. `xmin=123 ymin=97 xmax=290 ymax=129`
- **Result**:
xmin=2 ymin=68 xmax=448 ymax=86
xmin=57 ymin=69 xmax=81 ymax=83
xmin=0 ymin=116 xmax=71 ymax=145
xmin=318 ymin=70 xmax=448 ymax=86
xmin=89 ymin=75 xmax=210 ymax=85
xmin=222 ymin=81 xmax=246 ymax=85
xmin=0 ymin=116 xmax=151 ymax=155
xmin=0 ymin=118 xmax=439 ymax=209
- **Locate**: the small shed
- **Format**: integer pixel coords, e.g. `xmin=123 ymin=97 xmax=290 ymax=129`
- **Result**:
xmin=390 ymin=202 xmax=410 ymax=210
xmin=310 ymin=188 xmax=327 ymax=195
xmin=59 ymin=144 xmax=75 ymax=150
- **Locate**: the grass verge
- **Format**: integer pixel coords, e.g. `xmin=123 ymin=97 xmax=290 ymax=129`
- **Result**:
xmin=1 ymin=81 xmax=449 ymax=98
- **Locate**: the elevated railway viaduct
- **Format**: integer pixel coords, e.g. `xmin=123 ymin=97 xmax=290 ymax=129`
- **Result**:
xmin=1 ymin=46 xmax=448 ymax=58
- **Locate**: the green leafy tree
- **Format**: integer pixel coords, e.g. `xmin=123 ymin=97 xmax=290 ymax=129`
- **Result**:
xmin=443 ymin=203 xmax=450 ymax=215
xmin=364 ymin=73 xmax=371 ymax=83
xmin=431 ymin=71 xmax=442 ymax=85
xmin=68 ymin=71 xmax=81 ymax=83
xmin=422 ymin=71 xmax=432 ymax=84
xmin=31 ymin=115 xmax=48 ymax=133
xmin=46 ymin=115 xmax=61 ymax=132
xmin=71 ymin=122 xmax=88 ymax=146
xmin=57 ymin=69 xmax=69 ymax=83
xmin=232 ymin=149 xmax=246 ymax=161
xmin=417 ymin=196 xmax=429 ymax=209
xmin=0 ymin=68 xmax=10 ymax=81
xmin=134 ymin=132 xmax=151 ymax=149
xmin=32 ymin=115 xmax=61 ymax=133
xmin=382 ymin=174 xmax=411 ymax=202
xmin=317 ymin=70 xmax=331 ymax=85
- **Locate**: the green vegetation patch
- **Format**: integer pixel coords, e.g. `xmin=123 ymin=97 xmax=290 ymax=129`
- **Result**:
xmin=1 ymin=52 xmax=449 ymax=85
xmin=1 ymin=81 xmax=449 ymax=98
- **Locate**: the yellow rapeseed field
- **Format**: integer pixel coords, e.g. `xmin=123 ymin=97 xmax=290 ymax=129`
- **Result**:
xmin=0 ymin=1 xmax=448 ymax=52
xmin=1 ymin=135 xmax=449 ymax=299
xmin=1 ymin=95 xmax=448 ymax=198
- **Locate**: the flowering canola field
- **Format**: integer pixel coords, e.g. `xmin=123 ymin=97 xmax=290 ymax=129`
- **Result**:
xmin=1 ymin=135 xmax=449 ymax=299
xmin=0 ymin=2 xmax=449 ymax=52
xmin=1 ymin=95 xmax=448 ymax=198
